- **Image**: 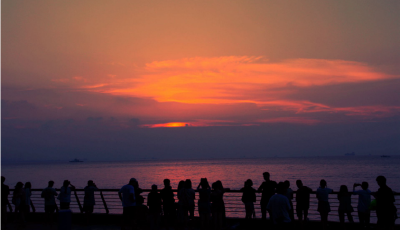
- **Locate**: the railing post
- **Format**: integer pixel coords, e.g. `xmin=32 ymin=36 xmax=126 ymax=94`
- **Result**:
xmin=73 ymin=190 xmax=83 ymax=213
xmin=100 ymin=191 xmax=109 ymax=214
xmin=30 ymin=200 xmax=36 ymax=213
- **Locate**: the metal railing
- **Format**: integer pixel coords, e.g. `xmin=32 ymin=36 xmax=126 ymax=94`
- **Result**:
xmin=7 ymin=189 xmax=400 ymax=224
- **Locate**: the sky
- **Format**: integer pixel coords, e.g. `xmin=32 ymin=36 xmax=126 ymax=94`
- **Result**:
xmin=2 ymin=0 xmax=400 ymax=162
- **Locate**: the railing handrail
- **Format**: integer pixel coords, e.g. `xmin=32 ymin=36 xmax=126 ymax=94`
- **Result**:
xmin=11 ymin=188 xmax=400 ymax=195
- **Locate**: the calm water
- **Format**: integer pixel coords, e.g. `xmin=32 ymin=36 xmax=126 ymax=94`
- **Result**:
xmin=2 ymin=156 xmax=400 ymax=192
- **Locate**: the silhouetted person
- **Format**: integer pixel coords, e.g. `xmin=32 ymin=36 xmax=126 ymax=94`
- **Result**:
xmin=295 ymin=180 xmax=312 ymax=226
xmin=58 ymin=180 xmax=75 ymax=209
xmin=185 ymin=179 xmax=195 ymax=220
xmin=160 ymin=179 xmax=175 ymax=229
xmin=133 ymin=180 xmax=144 ymax=206
xmin=210 ymin=180 xmax=226 ymax=230
xmin=337 ymin=185 xmax=354 ymax=228
xmin=1 ymin=176 xmax=11 ymax=228
xmin=135 ymin=181 xmax=149 ymax=228
xmin=284 ymin=180 xmax=294 ymax=221
xmin=23 ymin=182 xmax=32 ymax=221
xmin=196 ymin=178 xmax=211 ymax=228
xmin=258 ymin=172 xmax=277 ymax=220
xmin=83 ymin=180 xmax=99 ymax=224
xmin=41 ymin=180 xmax=58 ymax=224
xmin=177 ymin=180 xmax=186 ymax=226
xmin=148 ymin=184 xmax=162 ymax=230
xmin=316 ymin=179 xmax=332 ymax=230
xmin=267 ymin=182 xmax=291 ymax=229
xmin=12 ymin=182 xmax=26 ymax=225
xmin=353 ymin=182 xmax=371 ymax=228
xmin=119 ymin=178 xmax=136 ymax=230
xmin=374 ymin=176 xmax=396 ymax=230
xmin=240 ymin=179 xmax=256 ymax=219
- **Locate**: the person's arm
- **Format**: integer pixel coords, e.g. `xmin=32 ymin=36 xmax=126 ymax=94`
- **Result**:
xmin=129 ymin=193 xmax=135 ymax=203
xmin=258 ymin=182 xmax=263 ymax=192
xmin=130 ymin=187 xmax=135 ymax=203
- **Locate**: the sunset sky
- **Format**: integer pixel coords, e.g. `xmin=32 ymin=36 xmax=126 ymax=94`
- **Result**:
xmin=2 ymin=0 xmax=400 ymax=161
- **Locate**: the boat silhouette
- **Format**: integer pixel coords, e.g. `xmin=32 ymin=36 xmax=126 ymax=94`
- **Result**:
xmin=69 ymin=158 xmax=84 ymax=162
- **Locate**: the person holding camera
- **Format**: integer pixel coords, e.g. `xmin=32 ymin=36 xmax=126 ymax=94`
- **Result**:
xmin=83 ymin=180 xmax=99 ymax=224
xmin=58 ymin=180 xmax=75 ymax=209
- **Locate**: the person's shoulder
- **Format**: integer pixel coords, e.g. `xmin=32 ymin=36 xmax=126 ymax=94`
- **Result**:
xmin=280 ymin=194 xmax=290 ymax=201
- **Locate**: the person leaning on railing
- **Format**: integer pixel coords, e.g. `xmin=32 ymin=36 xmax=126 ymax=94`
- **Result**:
xmin=316 ymin=179 xmax=333 ymax=230
xmin=353 ymin=182 xmax=371 ymax=228
xmin=41 ymin=181 xmax=58 ymax=224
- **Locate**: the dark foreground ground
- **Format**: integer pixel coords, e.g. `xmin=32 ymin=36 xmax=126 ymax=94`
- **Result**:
xmin=2 ymin=213 xmax=399 ymax=230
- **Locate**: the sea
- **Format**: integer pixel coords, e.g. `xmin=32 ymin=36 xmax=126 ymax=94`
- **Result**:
xmin=2 ymin=156 xmax=400 ymax=222
xmin=2 ymin=156 xmax=400 ymax=192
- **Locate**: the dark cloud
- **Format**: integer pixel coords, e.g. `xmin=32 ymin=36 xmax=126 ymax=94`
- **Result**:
xmin=282 ymin=78 xmax=400 ymax=107
xmin=1 ymin=99 xmax=36 ymax=118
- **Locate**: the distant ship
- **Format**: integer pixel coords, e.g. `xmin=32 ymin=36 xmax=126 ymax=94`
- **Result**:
xmin=69 ymin=158 xmax=84 ymax=162
xmin=380 ymin=155 xmax=390 ymax=158
xmin=345 ymin=152 xmax=355 ymax=156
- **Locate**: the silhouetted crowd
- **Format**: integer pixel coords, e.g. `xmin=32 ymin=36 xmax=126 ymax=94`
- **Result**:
xmin=1 ymin=173 xmax=398 ymax=230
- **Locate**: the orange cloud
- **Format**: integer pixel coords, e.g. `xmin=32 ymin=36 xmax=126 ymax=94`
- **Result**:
xmin=45 ymin=56 xmax=399 ymax=125
xmin=98 ymin=57 xmax=392 ymax=105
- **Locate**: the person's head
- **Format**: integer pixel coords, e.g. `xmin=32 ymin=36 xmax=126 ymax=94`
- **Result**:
xmin=245 ymin=179 xmax=253 ymax=187
xmin=214 ymin=180 xmax=223 ymax=190
xmin=200 ymin=178 xmax=210 ymax=189
xmin=276 ymin=182 xmax=287 ymax=195
xmin=376 ymin=176 xmax=386 ymax=187
xmin=24 ymin=182 xmax=32 ymax=189
xmin=263 ymin=172 xmax=270 ymax=181
xmin=320 ymin=179 xmax=327 ymax=188
xmin=129 ymin=178 xmax=137 ymax=186
xmin=1 ymin=176 xmax=5 ymax=184
xmin=151 ymin=184 xmax=157 ymax=191
xmin=63 ymin=180 xmax=70 ymax=187
xmin=296 ymin=180 xmax=303 ymax=188
xmin=163 ymin=179 xmax=171 ymax=187
xmin=284 ymin=180 xmax=290 ymax=189
xmin=15 ymin=182 xmax=24 ymax=189
xmin=185 ymin=179 xmax=192 ymax=189
xmin=88 ymin=180 xmax=94 ymax=186
xmin=339 ymin=185 xmax=348 ymax=193
xmin=212 ymin=182 xmax=217 ymax=190
xmin=361 ymin=182 xmax=369 ymax=190
xmin=178 ymin=180 xmax=185 ymax=190
xmin=48 ymin=180 xmax=54 ymax=187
